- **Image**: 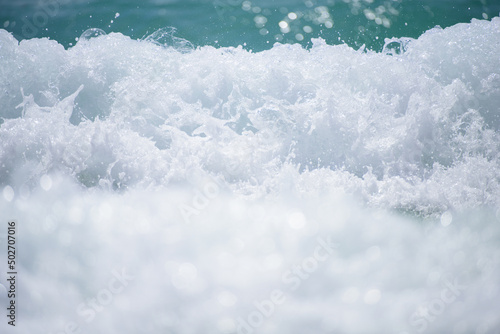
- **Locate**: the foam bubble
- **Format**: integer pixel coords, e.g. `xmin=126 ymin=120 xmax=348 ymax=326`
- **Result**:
xmin=40 ymin=175 xmax=52 ymax=191
xmin=364 ymin=289 xmax=381 ymax=304
xmin=288 ymin=211 xmax=307 ymax=229
xmin=79 ymin=28 xmax=106 ymax=41
xmin=441 ymin=211 xmax=453 ymax=227
xmin=2 ymin=186 xmax=14 ymax=202
xmin=342 ymin=287 xmax=360 ymax=303
xmin=217 ymin=291 xmax=237 ymax=307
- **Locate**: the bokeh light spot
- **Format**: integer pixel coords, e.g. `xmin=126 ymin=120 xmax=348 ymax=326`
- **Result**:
xmin=3 ymin=185 xmax=14 ymax=202
xmin=217 ymin=291 xmax=237 ymax=307
xmin=40 ymin=174 xmax=52 ymax=191
xmin=288 ymin=211 xmax=306 ymax=229
xmin=441 ymin=211 xmax=453 ymax=227
xmin=342 ymin=287 xmax=360 ymax=303
xmin=364 ymin=289 xmax=381 ymax=304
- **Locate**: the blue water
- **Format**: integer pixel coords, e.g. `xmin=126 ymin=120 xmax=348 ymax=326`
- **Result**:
xmin=1 ymin=0 xmax=499 ymax=50
xmin=1 ymin=1 xmax=500 ymax=334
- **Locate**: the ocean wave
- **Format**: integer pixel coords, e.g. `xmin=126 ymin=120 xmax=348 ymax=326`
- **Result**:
xmin=1 ymin=17 xmax=499 ymax=213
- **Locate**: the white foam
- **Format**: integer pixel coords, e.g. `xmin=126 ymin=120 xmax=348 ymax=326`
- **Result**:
xmin=0 ymin=18 xmax=500 ymax=334
xmin=1 ymin=18 xmax=499 ymax=212
xmin=0 ymin=178 xmax=498 ymax=333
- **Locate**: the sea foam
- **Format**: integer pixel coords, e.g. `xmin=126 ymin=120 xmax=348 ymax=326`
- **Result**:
xmin=0 ymin=18 xmax=500 ymax=334
xmin=1 ymin=17 xmax=500 ymax=212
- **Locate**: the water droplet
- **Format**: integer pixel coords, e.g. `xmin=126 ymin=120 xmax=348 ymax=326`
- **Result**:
xmin=3 ymin=186 xmax=14 ymax=202
xmin=79 ymin=28 xmax=106 ymax=42
xmin=218 ymin=291 xmax=237 ymax=307
xmin=342 ymin=287 xmax=360 ymax=303
xmin=366 ymin=246 xmax=381 ymax=261
xmin=288 ymin=211 xmax=306 ymax=229
xmin=441 ymin=211 xmax=453 ymax=227
xmin=364 ymin=289 xmax=381 ymax=304
xmin=40 ymin=174 xmax=52 ymax=191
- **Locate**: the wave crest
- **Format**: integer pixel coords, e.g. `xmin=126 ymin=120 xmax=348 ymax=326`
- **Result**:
xmin=1 ymin=18 xmax=499 ymax=213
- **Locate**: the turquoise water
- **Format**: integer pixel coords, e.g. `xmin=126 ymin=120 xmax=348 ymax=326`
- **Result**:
xmin=1 ymin=0 xmax=499 ymax=50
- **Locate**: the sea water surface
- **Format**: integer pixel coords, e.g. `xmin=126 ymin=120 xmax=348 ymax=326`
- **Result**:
xmin=0 ymin=0 xmax=500 ymax=333
xmin=1 ymin=0 xmax=500 ymax=50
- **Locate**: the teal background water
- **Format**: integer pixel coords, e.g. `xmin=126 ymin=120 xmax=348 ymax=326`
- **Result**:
xmin=1 ymin=0 xmax=499 ymax=51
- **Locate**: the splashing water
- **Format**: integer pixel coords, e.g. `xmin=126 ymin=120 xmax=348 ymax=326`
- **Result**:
xmin=78 ymin=28 xmax=107 ymax=42
xmin=142 ymin=27 xmax=194 ymax=52
xmin=1 ymin=18 xmax=499 ymax=213
xmin=0 ymin=16 xmax=499 ymax=334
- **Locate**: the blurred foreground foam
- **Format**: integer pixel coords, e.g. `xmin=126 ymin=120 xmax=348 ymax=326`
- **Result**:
xmin=0 ymin=173 xmax=499 ymax=333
